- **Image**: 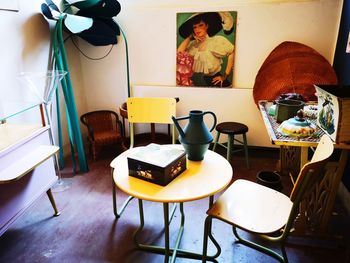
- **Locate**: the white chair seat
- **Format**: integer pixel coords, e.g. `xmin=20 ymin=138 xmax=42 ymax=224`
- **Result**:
xmin=207 ymin=179 xmax=293 ymax=234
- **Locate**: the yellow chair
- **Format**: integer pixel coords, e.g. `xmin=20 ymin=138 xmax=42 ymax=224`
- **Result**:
xmin=127 ymin=97 xmax=177 ymax=148
xmin=80 ymin=110 xmax=125 ymax=160
xmin=202 ymin=135 xmax=334 ymax=262
xmin=111 ymin=97 xmax=177 ymax=217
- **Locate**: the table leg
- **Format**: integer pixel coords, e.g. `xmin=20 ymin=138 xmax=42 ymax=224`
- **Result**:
xmin=111 ymin=167 xmax=134 ymax=218
xmin=46 ymin=189 xmax=60 ymax=216
xmin=164 ymin=203 xmax=170 ymax=262
xmin=133 ymin=199 xmax=145 ymax=250
xmin=227 ymin=134 xmax=234 ymax=162
xmin=280 ymin=145 xmax=301 ymax=180
xmin=209 ymin=195 xmax=214 ymax=207
xmin=170 ymin=203 xmax=186 ymax=262
xmin=132 ymin=199 xmax=219 ymax=262
xmin=300 ymin=146 xmax=309 ymax=169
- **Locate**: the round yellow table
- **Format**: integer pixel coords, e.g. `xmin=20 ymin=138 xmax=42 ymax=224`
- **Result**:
xmin=111 ymin=145 xmax=233 ymax=262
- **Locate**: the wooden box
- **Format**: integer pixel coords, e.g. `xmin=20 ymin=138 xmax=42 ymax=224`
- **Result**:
xmin=127 ymin=144 xmax=187 ymax=186
xmin=315 ymin=85 xmax=350 ymax=144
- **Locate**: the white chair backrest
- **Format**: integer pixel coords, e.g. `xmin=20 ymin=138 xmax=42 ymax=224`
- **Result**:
xmin=290 ymin=135 xmax=334 ymax=202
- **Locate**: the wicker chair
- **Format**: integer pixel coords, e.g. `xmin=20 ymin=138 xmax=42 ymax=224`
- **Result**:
xmin=80 ymin=110 xmax=126 ymax=160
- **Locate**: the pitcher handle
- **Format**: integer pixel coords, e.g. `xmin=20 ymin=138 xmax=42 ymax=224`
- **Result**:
xmin=203 ymin=111 xmax=217 ymax=132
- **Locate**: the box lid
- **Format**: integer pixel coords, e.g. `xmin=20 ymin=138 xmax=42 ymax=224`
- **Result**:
xmin=127 ymin=144 xmax=185 ymax=168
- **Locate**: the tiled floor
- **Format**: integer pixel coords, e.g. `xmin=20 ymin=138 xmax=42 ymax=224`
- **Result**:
xmin=0 ymin=140 xmax=349 ymax=262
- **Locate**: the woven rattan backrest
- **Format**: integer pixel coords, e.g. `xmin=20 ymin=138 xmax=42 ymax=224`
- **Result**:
xmin=81 ymin=110 xmax=118 ymax=133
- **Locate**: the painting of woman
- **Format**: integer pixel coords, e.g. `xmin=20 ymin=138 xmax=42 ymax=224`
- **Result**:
xmin=176 ymin=11 xmax=237 ymax=88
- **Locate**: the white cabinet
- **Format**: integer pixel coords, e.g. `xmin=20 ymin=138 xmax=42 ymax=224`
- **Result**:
xmin=0 ymin=104 xmax=59 ymax=236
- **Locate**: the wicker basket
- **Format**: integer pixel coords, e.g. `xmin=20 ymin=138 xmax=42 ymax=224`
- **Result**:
xmin=253 ymin=41 xmax=338 ymax=106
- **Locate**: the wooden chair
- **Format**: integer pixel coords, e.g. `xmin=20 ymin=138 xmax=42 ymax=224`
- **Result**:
xmin=111 ymin=97 xmax=177 ymax=218
xmin=202 ymin=135 xmax=334 ymax=263
xmin=119 ymin=102 xmax=128 ymax=140
xmin=80 ymin=110 xmax=125 ymax=160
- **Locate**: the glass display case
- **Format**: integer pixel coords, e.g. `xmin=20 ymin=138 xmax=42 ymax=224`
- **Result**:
xmin=0 ymin=100 xmax=41 ymax=123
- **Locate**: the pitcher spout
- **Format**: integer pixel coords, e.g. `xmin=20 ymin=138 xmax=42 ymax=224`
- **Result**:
xmin=171 ymin=116 xmax=186 ymax=138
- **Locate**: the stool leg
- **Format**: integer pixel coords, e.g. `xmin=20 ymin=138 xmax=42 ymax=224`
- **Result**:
xmin=212 ymin=132 xmax=220 ymax=152
xmin=243 ymin=133 xmax=250 ymax=169
xmin=227 ymin=134 xmax=234 ymax=162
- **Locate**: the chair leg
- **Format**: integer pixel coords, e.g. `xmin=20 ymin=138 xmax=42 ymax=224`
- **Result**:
xmin=111 ymin=167 xmax=134 ymax=218
xmin=281 ymin=244 xmax=289 ymax=263
xmin=243 ymin=133 xmax=250 ymax=169
xmin=227 ymin=134 xmax=234 ymax=162
xmin=121 ymin=117 xmax=126 ymax=139
xmin=92 ymin=142 xmax=97 ymax=161
xmin=163 ymin=203 xmax=171 ymax=262
xmin=202 ymin=216 xmax=211 ymax=262
xmin=202 ymin=216 xmax=221 ymax=262
xmin=232 ymin=227 xmax=286 ymax=263
xmin=212 ymin=132 xmax=220 ymax=152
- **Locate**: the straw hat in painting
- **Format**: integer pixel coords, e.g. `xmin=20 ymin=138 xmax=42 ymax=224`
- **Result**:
xmin=178 ymin=11 xmax=235 ymax=39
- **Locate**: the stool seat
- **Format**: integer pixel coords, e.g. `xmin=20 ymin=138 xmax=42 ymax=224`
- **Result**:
xmin=213 ymin=121 xmax=250 ymax=168
xmin=216 ymin=122 xmax=248 ymax=135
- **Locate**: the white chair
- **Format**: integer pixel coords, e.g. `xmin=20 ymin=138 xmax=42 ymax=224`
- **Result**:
xmin=202 ymin=135 xmax=334 ymax=262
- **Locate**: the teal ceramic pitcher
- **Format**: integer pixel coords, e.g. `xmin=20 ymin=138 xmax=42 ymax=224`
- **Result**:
xmin=172 ymin=110 xmax=217 ymax=161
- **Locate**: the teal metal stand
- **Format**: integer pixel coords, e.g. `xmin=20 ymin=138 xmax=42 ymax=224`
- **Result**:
xmin=116 ymin=22 xmax=131 ymax=98
xmin=55 ymin=88 xmax=64 ymax=169
xmin=53 ymin=14 xmax=88 ymax=173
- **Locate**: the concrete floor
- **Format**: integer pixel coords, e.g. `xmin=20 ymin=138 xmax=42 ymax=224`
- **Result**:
xmin=0 ymin=139 xmax=349 ymax=262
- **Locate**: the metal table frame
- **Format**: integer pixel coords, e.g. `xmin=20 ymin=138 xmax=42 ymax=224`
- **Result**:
xmin=110 ymin=145 xmax=232 ymax=262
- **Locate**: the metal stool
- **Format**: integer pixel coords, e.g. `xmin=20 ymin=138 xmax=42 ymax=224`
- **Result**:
xmin=212 ymin=122 xmax=250 ymax=168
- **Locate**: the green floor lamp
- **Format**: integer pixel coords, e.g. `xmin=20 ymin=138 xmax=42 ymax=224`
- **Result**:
xmin=41 ymin=0 xmax=124 ymax=173
xmin=52 ymin=13 xmax=89 ymax=173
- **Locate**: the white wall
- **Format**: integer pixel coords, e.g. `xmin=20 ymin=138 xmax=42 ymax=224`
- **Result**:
xmin=0 ymin=0 xmax=343 ymax=148
xmin=78 ymin=0 xmax=343 ymax=147
xmin=0 ymin=0 xmax=85 ymax=147
xmin=0 ymin=1 xmax=51 ymax=123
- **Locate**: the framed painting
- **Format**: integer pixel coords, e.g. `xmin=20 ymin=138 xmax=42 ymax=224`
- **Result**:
xmin=176 ymin=11 xmax=237 ymax=88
